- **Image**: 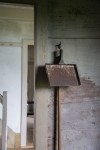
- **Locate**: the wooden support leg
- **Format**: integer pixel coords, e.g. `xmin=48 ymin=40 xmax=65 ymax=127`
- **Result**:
xmin=57 ymin=87 xmax=61 ymax=150
xmin=2 ymin=91 xmax=7 ymax=150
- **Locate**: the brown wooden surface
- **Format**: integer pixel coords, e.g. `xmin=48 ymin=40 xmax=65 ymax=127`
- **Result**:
xmin=57 ymin=87 xmax=61 ymax=150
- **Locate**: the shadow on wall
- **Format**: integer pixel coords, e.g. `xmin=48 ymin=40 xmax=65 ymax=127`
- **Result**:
xmin=36 ymin=66 xmax=49 ymax=88
xmin=36 ymin=48 xmax=62 ymax=88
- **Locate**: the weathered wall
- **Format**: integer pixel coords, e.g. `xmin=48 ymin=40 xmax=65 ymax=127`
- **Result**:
xmin=47 ymin=0 xmax=100 ymax=149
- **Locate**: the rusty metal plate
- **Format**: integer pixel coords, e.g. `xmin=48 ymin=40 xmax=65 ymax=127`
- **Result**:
xmin=45 ymin=64 xmax=80 ymax=87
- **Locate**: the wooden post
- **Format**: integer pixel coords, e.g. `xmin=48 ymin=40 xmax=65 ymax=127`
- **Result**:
xmin=57 ymin=87 xmax=61 ymax=150
xmin=2 ymin=91 xmax=7 ymax=150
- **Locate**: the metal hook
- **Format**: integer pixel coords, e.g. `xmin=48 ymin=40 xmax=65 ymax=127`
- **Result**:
xmin=55 ymin=42 xmax=64 ymax=64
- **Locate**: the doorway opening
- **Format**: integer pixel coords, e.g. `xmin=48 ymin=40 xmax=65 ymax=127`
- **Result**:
xmin=27 ymin=45 xmax=34 ymax=147
xmin=0 ymin=3 xmax=35 ymax=149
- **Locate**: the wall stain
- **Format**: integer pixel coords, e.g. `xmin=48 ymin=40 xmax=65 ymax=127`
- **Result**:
xmin=61 ymin=78 xmax=100 ymax=103
xmin=48 ymin=78 xmax=100 ymax=150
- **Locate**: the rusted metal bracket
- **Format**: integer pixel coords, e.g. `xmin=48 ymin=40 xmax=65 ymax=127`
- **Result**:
xmin=46 ymin=64 xmax=80 ymax=87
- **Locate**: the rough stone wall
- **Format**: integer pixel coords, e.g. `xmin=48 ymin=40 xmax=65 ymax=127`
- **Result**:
xmin=47 ymin=0 xmax=100 ymax=149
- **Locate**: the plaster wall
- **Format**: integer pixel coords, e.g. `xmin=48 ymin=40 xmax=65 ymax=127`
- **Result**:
xmin=0 ymin=4 xmax=34 ymax=133
xmin=47 ymin=0 xmax=100 ymax=149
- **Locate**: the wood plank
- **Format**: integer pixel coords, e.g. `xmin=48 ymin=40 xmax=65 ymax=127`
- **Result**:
xmin=34 ymin=1 xmax=49 ymax=150
xmin=2 ymin=91 xmax=7 ymax=150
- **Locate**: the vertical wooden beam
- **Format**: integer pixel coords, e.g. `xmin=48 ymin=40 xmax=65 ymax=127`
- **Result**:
xmin=34 ymin=1 xmax=48 ymax=150
xmin=57 ymin=88 xmax=61 ymax=150
xmin=2 ymin=91 xmax=7 ymax=150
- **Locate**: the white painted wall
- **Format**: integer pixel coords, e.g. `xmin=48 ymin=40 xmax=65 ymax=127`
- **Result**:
xmin=0 ymin=4 xmax=34 ymax=133
xmin=0 ymin=46 xmax=21 ymax=132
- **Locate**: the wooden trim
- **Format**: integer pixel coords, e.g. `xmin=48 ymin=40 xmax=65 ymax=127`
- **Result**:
xmin=2 ymin=91 xmax=7 ymax=150
xmin=21 ymin=39 xmax=34 ymax=147
xmin=0 ymin=42 xmax=21 ymax=47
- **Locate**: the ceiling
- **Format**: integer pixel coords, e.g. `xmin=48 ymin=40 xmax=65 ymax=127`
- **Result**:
xmin=0 ymin=0 xmax=35 ymax=5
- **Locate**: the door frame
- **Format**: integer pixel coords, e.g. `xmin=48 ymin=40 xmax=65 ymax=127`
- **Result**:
xmin=21 ymin=39 xmax=34 ymax=147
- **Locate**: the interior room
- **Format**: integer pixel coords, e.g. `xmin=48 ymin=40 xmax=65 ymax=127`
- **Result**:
xmin=0 ymin=0 xmax=100 ymax=150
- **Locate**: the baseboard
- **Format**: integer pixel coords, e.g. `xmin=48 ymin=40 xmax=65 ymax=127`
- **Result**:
xmin=14 ymin=133 xmax=21 ymax=148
